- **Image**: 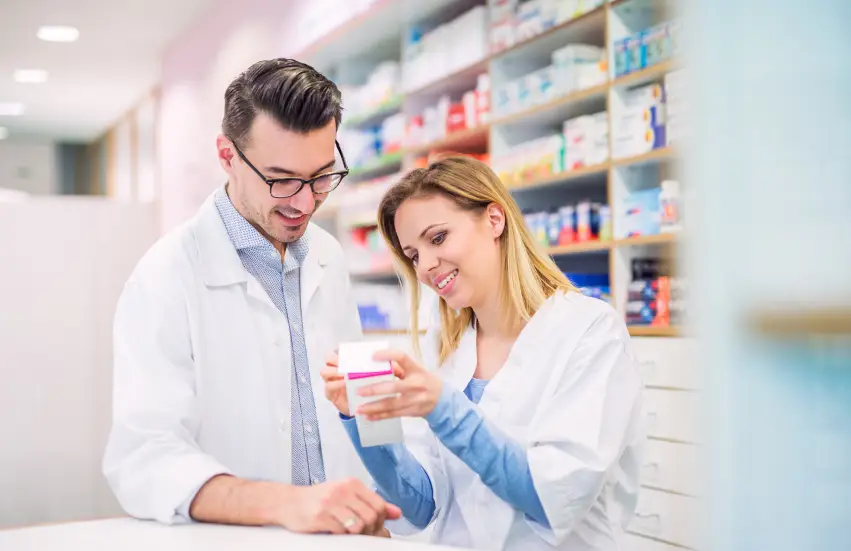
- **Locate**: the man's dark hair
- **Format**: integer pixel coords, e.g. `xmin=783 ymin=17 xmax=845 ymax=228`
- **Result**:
xmin=222 ymin=58 xmax=343 ymax=147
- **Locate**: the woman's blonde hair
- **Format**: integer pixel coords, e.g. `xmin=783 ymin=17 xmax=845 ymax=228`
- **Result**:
xmin=377 ymin=156 xmax=577 ymax=364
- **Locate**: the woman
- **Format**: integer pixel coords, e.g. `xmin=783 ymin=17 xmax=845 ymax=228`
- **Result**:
xmin=322 ymin=156 xmax=643 ymax=550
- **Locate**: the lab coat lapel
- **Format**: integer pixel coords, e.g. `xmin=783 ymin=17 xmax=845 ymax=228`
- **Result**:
xmin=195 ymin=191 xmax=248 ymax=288
xmin=299 ymin=225 xmax=328 ymax=311
xmin=444 ymin=324 xmax=477 ymax=391
xmin=194 ymin=192 xmax=279 ymax=313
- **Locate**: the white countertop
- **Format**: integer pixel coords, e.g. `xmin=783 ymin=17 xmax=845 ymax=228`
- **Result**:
xmin=0 ymin=518 xmax=466 ymax=551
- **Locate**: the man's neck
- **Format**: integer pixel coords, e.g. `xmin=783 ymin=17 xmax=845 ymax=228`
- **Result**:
xmin=225 ymin=182 xmax=286 ymax=257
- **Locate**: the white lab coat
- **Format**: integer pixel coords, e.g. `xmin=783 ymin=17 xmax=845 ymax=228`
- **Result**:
xmin=391 ymin=291 xmax=644 ymax=551
xmin=102 ymin=191 xmax=369 ymax=524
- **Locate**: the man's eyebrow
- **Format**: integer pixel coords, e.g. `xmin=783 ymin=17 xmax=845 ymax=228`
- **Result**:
xmin=265 ymin=159 xmax=336 ymax=177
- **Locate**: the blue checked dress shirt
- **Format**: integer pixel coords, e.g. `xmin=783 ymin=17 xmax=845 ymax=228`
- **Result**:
xmin=215 ymin=186 xmax=326 ymax=487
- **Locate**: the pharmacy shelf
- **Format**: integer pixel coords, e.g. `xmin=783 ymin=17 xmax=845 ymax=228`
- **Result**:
xmin=348 ymin=151 xmax=404 ymax=181
xmin=364 ymin=328 xmax=411 ymax=336
xmin=407 ymin=125 xmax=489 ymax=155
xmin=511 ymin=161 xmax=610 ymax=191
xmin=749 ymin=308 xmax=851 ymax=336
xmin=325 ymin=0 xmax=685 ymax=338
xmin=298 ymin=0 xmax=463 ymax=72
xmin=612 ymin=146 xmax=675 ymax=168
xmin=611 ymin=59 xmax=676 ymax=89
xmin=628 ymin=325 xmax=682 ymax=337
xmin=615 ymin=233 xmax=678 ymax=247
xmin=491 ymin=82 xmax=610 ymax=128
xmin=350 ymin=268 xmax=399 ymax=281
xmin=404 ymin=57 xmax=490 ymax=99
xmin=344 ymin=96 xmax=404 ymax=129
xmin=490 ymin=5 xmax=608 ymax=61
xmin=547 ymin=240 xmax=612 ymax=256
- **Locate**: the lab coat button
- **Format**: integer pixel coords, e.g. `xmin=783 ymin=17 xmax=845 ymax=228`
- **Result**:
xmin=279 ymin=419 xmax=289 ymax=432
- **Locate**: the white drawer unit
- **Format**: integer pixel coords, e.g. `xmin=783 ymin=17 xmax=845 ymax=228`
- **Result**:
xmin=643 ymin=388 xmax=702 ymax=444
xmin=631 ymin=337 xmax=700 ymax=390
xmin=624 ymin=533 xmax=691 ymax=551
xmin=641 ymin=438 xmax=702 ymax=497
xmin=630 ymin=487 xmax=702 ymax=549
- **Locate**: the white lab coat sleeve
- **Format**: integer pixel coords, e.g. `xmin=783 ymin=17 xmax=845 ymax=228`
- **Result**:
xmin=525 ymin=316 xmax=643 ymax=545
xmin=102 ymin=278 xmax=232 ymax=524
xmin=385 ymin=329 xmax=449 ymax=537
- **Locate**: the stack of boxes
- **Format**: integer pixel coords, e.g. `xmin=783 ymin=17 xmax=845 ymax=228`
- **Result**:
xmin=403 ymin=6 xmax=488 ymax=93
xmin=340 ymin=61 xmax=402 ymax=122
xmin=489 ymin=0 xmax=608 ymax=52
xmin=492 ymin=109 xmax=610 ymax=186
xmin=404 ymin=74 xmax=491 ymax=149
xmin=492 ymin=133 xmax=566 ymax=186
xmin=612 ymin=82 xmax=666 ymax=159
xmin=618 ymin=187 xmax=662 ymax=238
xmin=664 ymin=69 xmax=686 ymax=146
xmin=492 ymin=44 xmax=606 ymax=118
xmin=617 ymin=178 xmax=684 ymax=238
xmin=563 ymin=111 xmax=609 ymax=170
xmin=524 ymin=199 xmax=612 ymax=249
xmin=566 ymin=273 xmax=611 ymax=304
xmin=626 ymin=258 xmax=686 ymax=328
xmin=613 ymin=19 xmax=681 ymax=79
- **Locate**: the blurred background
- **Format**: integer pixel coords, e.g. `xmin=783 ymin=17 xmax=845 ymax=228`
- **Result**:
xmin=0 ymin=0 xmax=849 ymax=549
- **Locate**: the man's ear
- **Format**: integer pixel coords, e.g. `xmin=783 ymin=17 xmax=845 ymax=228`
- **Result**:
xmin=216 ymin=134 xmax=236 ymax=172
xmin=486 ymin=203 xmax=506 ymax=238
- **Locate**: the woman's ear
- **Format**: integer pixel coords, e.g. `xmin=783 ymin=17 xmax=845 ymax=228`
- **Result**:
xmin=486 ymin=203 xmax=506 ymax=238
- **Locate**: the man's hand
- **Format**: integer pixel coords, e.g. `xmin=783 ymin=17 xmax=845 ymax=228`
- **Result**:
xmin=281 ymin=477 xmax=402 ymax=535
xmin=189 ymin=474 xmax=400 ymax=536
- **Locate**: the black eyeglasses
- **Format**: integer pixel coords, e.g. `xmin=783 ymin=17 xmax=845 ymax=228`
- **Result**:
xmin=228 ymin=137 xmax=349 ymax=198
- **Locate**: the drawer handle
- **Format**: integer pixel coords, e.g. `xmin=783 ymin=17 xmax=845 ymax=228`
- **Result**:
xmin=642 ymin=462 xmax=660 ymax=480
xmin=639 ymin=360 xmax=658 ymax=377
xmin=645 ymin=411 xmax=659 ymax=428
xmin=635 ymin=511 xmax=662 ymax=531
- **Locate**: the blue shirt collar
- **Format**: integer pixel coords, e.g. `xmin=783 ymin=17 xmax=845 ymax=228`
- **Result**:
xmin=214 ymin=185 xmax=309 ymax=267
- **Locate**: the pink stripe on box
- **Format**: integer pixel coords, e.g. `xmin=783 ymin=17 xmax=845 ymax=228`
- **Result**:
xmin=347 ymin=369 xmax=393 ymax=380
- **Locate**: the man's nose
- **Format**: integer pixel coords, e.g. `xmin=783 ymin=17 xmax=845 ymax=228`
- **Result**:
xmin=288 ymin=183 xmax=316 ymax=214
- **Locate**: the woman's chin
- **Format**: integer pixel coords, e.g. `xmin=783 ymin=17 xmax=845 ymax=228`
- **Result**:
xmin=441 ymin=295 xmax=469 ymax=312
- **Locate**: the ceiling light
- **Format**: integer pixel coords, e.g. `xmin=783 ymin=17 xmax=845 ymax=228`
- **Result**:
xmin=37 ymin=25 xmax=80 ymax=43
xmin=0 ymin=103 xmax=25 ymax=116
xmin=14 ymin=69 xmax=48 ymax=84
xmin=0 ymin=127 xmax=8 ymax=140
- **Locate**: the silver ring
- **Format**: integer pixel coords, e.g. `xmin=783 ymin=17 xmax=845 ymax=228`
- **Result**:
xmin=342 ymin=517 xmax=358 ymax=529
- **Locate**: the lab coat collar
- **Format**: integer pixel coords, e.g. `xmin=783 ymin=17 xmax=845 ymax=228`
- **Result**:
xmin=195 ymin=189 xmax=330 ymax=308
xmin=196 ymin=191 xmax=249 ymax=287
xmin=445 ymin=324 xmax=478 ymax=391
xmin=299 ymin=232 xmax=329 ymax=309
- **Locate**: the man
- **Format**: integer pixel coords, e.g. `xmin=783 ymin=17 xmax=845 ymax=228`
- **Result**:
xmin=103 ymin=58 xmax=400 ymax=536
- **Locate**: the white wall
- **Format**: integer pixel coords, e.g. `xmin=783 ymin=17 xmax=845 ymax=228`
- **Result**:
xmin=686 ymin=1 xmax=851 ymax=549
xmin=0 ymin=140 xmax=58 ymax=196
xmin=0 ymin=198 xmax=159 ymax=528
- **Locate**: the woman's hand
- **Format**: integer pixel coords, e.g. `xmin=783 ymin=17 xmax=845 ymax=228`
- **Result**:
xmin=321 ymin=351 xmax=351 ymax=417
xmin=356 ymin=350 xmax=443 ymax=420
